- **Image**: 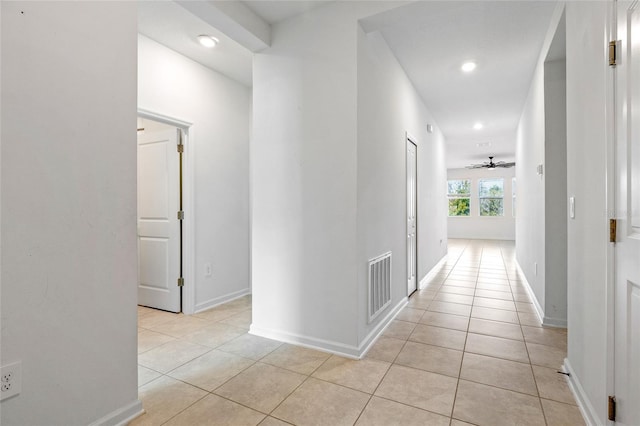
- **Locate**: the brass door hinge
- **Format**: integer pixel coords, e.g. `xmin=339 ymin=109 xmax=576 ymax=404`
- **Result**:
xmin=177 ymin=277 xmax=184 ymax=287
xmin=177 ymin=128 xmax=184 ymax=152
xmin=608 ymin=395 xmax=616 ymax=421
xmin=610 ymin=219 xmax=617 ymax=243
xmin=609 ymin=40 xmax=618 ymax=67
xmin=177 ymin=210 xmax=184 ymax=220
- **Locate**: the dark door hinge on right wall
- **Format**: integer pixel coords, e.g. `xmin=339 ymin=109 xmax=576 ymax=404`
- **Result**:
xmin=608 ymin=395 xmax=616 ymax=421
xmin=609 ymin=40 xmax=618 ymax=66
xmin=610 ymin=219 xmax=617 ymax=243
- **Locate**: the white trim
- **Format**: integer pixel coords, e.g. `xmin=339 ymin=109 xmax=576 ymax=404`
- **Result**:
xmin=138 ymin=108 xmax=192 ymax=130
xmin=513 ymin=261 xmax=565 ymax=328
xmin=88 ymin=400 xmax=143 ymax=426
xmin=604 ymin=0 xmax=617 ymax=419
xmin=251 ymin=297 xmax=408 ymax=359
xmin=542 ymin=315 xmax=567 ymax=328
xmin=419 ymin=254 xmax=448 ymax=290
xmin=250 ymin=325 xmax=362 ymax=359
xmin=515 ymin=261 xmax=545 ymax=325
xmin=137 ymin=108 xmax=196 ymax=315
xmin=406 ymin=132 xmax=419 ymax=296
xmin=182 ymin=126 xmax=196 ymax=315
xmin=195 ymin=288 xmax=251 ymax=313
xmin=564 ymin=359 xmax=600 ymax=426
xmin=358 ymin=297 xmax=408 ymax=358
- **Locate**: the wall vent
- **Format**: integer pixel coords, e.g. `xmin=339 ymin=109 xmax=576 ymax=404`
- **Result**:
xmin=368 ymin=252 xmax=392 ymax=323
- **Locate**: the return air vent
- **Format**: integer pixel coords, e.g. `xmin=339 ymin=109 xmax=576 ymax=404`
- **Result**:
xmin=368 ymin=252 xmax=392 ymax=323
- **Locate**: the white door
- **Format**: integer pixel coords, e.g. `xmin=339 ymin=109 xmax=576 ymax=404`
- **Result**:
xmin=137 ymin=128 xmax=181 ymax=312
xmin=614 ymin=2 xmax=640 ymax=423
xmin=407 ymin=139 xmax=417 ymax=296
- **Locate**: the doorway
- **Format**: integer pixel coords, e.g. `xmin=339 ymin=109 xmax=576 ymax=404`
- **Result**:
xmin=137 ymin=116 xmax=186 ymax=313
xmin=407 ymin=136 xmax=418 ymax=296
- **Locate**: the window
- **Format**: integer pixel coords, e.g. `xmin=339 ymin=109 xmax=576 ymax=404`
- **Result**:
xmin=512 ymin=177 xmax=516 ymax=217
xmin=447 ymin=179 xmax=471 ymax=216
xmin=479 ymin=178 xmax=504 ymax=216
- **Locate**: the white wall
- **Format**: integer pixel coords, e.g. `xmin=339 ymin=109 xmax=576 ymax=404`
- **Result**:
xmin=1 ymin=2 xmax=140 ymax=425
xmin=356 ymin=29 xmax=447 ymax=345
xmin=447 ymin=167 xmax=516 ymax=241
xmin=543 ymin=57 xmax=567 ymax=325
xmin=251 ymin=1 xmax=423 ymax=357
xmin=515 ymin=6 xmax=567 ymax=327
xmin=565 ymin=2 xmax=610 ymax=423
xmin=138 ymin=35 xmax=251 ymax=313
xmin=515 ymin=48 xmax=547 ymax=313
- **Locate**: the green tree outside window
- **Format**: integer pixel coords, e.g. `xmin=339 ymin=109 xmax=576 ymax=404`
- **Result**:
xmin=447 ymin=179 xmax=471 ymax=216
xmin=479 ymin=178 xmax=504 ymax=216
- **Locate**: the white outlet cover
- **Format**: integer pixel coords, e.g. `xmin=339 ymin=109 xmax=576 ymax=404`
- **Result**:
xmin=1 ymin=360 xmax=22 ymax=401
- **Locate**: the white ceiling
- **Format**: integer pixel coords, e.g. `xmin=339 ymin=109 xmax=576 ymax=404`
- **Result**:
xmin=242 ymin=0 xmax=332 ymax=25
xmin=137 ymin=1 xmax=253 ymax=86
xmin=363 ymin=1 xmax=558 ymax=168
xmin=138 ymin=1 xmax=560 ymax=169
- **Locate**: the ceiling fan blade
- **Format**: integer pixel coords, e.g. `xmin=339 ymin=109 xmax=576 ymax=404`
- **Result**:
xmin=495 ymin=162 xmax=516 ymax=168
xmin=466 ymin=164 xmax=488 ymax=169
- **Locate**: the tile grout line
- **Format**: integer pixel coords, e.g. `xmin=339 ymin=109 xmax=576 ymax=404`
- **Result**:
xmin=445 ymin=240 xmax=471 ymax=423
xmin=500 ymin=243 xmax=549 ymax=426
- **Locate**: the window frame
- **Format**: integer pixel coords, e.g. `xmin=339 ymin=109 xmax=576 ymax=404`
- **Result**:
xmin=447 ymin=179 xmax=471 ymax=217
xmin=478 ymin=177 xmax=505 ymax=217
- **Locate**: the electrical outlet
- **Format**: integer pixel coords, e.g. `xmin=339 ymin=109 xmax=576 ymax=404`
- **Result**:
xmin=204 ymin=262 xmax=212 ymax=277
xmin=1 ymin=361 xmax=22 ymax=401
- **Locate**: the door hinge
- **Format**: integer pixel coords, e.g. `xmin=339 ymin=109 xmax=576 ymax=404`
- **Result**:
xmin=608 ymin=395 xmax=616 ymax=421
xmin=177 ymin=128 xmax=184 ymax=152
xmin=177 ymin=277 xmax=184 ymax=287
xmin=610 ymin=219 xmax=617 ymax=243
xmin=609 ymin=40 xmax=618 ymax=67
xmin=177 ymin=210 xmax=184 ymax=220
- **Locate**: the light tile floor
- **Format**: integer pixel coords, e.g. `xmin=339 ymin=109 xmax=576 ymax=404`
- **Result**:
xmin=132 ymin=239 xmax=585 ymax=426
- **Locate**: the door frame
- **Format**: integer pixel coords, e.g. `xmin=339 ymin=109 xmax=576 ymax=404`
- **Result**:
xmin=406 ymin=132 xmax=418 ymax=297
xmin=605 ymin=1 xmax=617 ymax=423
xmin=138 ymin=108 xmax=195 ymax=314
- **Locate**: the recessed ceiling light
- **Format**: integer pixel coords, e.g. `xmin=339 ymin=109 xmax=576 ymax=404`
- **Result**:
xmin=198 ymin=35 xmax=219 ymax=48
xmin=476 ymin=142 xmax=492 ymax=147
xmin=461 ymin=61 xmax=477 ymax=72
xmin=473 ymin=122 xmax=484 ymax=130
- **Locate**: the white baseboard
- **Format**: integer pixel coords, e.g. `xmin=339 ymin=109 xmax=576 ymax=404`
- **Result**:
xmin=89 ymin=400 xmax=143 ymax=426
xmin=357 ymin=297 xmax=408 ymax=358
xmin=514 ymin=262 xmax=568 ymax=329
xmin=250 ymin=297 xmax=408 ymax=360
xmin=563 ymin=359 xmax=601 ymax=426
xmin=542 ymin=315 xmax=568 ymax=328
xmin=419 ymin=254 xmax=448 ymax=290
xmin=250 ymin=324 xmax=362 ymax=359
xmin=195 ymin=288 xmax=251 ymax=313
xmin=515 ymin=261 xmax=546 ymax=324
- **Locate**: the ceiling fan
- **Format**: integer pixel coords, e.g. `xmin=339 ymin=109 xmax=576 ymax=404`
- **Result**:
xmin=466 ymin=156 xmax=515 ymax=169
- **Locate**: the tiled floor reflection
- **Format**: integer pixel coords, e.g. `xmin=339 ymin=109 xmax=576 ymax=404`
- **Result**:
xmin=132 ymin=239 xmax=584 ymax=426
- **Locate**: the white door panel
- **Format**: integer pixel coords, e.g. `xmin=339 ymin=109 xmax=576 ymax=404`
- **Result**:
xmin=407 ymin=139 xmax=417 ymax=296
xmin=614 ymin=2 xmax=640 ymax=423
xmin=138 ymin=237 xmax=169 ymax=290
xmin=138 ymin=128 xmax=181 ymax=312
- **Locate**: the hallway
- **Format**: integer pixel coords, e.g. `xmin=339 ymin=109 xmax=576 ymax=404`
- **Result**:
xmin=134 ymin=240 xmax=582 ymax=426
